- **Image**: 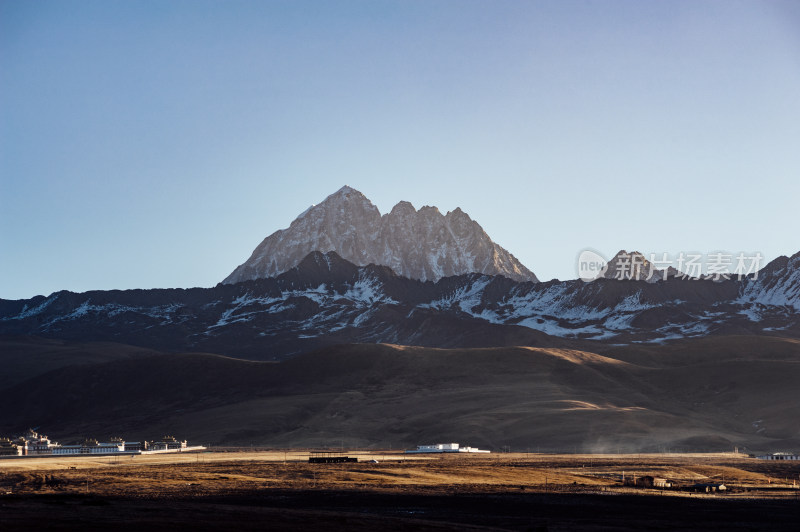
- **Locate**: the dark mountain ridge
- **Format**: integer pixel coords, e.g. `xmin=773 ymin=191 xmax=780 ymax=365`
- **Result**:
xmin=1 ymin=250 xmax=798 ymax=359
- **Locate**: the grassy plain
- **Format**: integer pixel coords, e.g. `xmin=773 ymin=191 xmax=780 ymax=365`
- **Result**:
xmin=2 ymin=451 xmax=798 ymax=531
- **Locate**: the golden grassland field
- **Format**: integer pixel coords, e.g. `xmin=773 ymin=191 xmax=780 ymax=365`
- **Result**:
xmin=1 ymin=451 xmax=799 ymax=531
xmin=2 ymin=451 xmax=800 ymax=497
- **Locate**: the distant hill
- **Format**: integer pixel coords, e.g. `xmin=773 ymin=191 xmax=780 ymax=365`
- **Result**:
xmin=0 ymin=336 xmax=162 ymax=390
xmin=2 ymin=336 xmax=798 ymax=453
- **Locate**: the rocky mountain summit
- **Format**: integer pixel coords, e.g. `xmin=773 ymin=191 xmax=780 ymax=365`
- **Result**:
xmin=223 ymin=186 xmax=538 ymax=284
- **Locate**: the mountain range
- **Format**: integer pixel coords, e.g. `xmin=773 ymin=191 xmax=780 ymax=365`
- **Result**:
xmin=1 ymin=186 xmax=798 ymax=451
xmin=1 ymin=249 xmax=798 ymax=359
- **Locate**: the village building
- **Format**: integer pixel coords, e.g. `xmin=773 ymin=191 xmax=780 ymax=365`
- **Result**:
xmin=0 ymin=438 xmax=22 ymax=456
xmin=150 ymin=436 xmax=187 ymax=451
xmin=15 ymin=429 xmax=60 ymax=456
xmin=405 ymin=443 xmax=490 ymax=454
xmin=755 ymin=452 xmax=800 ymax=460
xmin=53 ymin=439 xmax=125 ymax=455
xmin=123 ymin=441 xmax=148 ymax=452
xmin=1 ymin=429 xmax=202 ymax=457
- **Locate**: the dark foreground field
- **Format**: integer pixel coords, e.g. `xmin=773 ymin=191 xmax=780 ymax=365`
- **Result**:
xmin=2 ymin=452 xmax=799 ymax=531
xmin=3 ymin=489 xmax=800 ymax=531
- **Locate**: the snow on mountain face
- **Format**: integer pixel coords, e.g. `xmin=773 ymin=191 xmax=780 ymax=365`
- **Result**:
xmin=2 ymin=251 xmax=799 ymax=360
xmin=739 ymin=251 xmax=800 ymax=311
xmin=223 ymin=186 xmax=538 ymax=284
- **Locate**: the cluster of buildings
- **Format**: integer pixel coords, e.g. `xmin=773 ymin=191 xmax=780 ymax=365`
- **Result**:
xmin=0 ymin=429 xmax=203 ymax=457
xmin=405 ymin=443 xmax=490 ymax=454
xmin=754 ymin=452 xmax=800 ymax=460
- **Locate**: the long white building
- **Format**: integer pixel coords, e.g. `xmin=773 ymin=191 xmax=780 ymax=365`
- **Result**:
xmin=405 ymin=443 xmax=490 ymax=454
xmin=755 ymin=452 xmax=800 ymax=460
xmin=53 ymin=439 xmax=125 ymax=455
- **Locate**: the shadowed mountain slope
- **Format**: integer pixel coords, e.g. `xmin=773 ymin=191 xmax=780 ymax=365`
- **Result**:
xmin=2 ymin=336 xmax=798 ymax=453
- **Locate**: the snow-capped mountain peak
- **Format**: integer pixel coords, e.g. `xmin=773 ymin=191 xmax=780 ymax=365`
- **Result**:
xmin=223 ymin=187 xmax=538 ymax=284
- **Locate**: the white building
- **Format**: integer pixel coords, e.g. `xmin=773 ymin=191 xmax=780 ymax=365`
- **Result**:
xmin=755 ymin=452 xmax=800 ymax=460
xmin=16 ymin=429 xmax=59 ymax=456
xmin=53 ymin=439 xmax=125 ymax=455
xmin=150 ymin=436 xmax=187 ymax=451
xmin=405 ymin=443 xmax=490 ymax=454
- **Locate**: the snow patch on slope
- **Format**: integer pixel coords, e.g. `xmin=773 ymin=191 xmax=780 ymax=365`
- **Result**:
xmin=4 ymin=295 xmax=59 ymax=320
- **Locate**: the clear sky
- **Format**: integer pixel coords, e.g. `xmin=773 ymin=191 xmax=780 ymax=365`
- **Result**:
xmin=2 ymin=0 xmax=799 ymax=299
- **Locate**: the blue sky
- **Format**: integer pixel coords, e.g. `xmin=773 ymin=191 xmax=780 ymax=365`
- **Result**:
xmin=2 ymin=0 xmax=799 ymax=299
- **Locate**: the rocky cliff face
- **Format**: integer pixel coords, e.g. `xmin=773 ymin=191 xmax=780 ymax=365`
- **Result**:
xmin=223 ymin=186 xmax=538 ymax=284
